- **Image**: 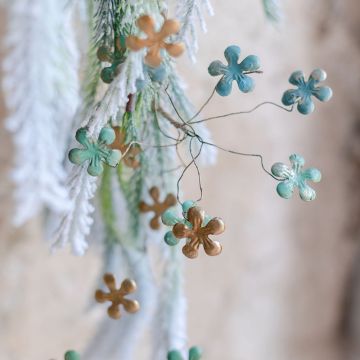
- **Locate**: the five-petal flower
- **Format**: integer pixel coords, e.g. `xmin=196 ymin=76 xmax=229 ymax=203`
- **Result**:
xmin=168 ymin=347 xmax=203 ymax=360
xmin=162 ymin=201 xmax=224 ymax=259
xmin=282 ymin=69 xmax=333 ymax=115
xmin=95 ymin=273 xmax=140 ymax=320
xmin=208 ymin=45 xmax=261 ymax=96
xmin=271 ymin=154 xmax=322 ymax=201
xmin=69 ymin=127 xmax=121 ymax=177
xmin=126 ymin=15 xmax=185 ymax=67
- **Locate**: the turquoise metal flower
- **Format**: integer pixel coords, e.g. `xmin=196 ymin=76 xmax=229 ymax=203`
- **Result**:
xmin=69 ymin=127 xmax=121 ymax=177
xmin=161 ymin=200 xmax=196 ymax=246
xmin=64 ymin=350 xmax=80 ymax=360
xmin=282 ymin=69 xmax=333 ymax=115
xmin=167 ymin=346 xmax=203 ymax=360
xmin=271 ymin=154 xmax=322 ymax=201
xmin=136 ymin=64 xmax=167 ymax=91
xmin=208 ymin=45 xmax=261 ymax=96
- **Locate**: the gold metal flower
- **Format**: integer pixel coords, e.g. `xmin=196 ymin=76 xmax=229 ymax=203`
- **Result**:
xmin=139 ymin=186 xmax=177 ymax=230
xmin=126 ymin=15 xmax=185 ymax=67
xmin=173 ymin=206 xmax=225 ymax=259
xmin=110 ymin=126 xmax=141 ymax=169
xmin=95 ymin=273 xmax=140 ymax=320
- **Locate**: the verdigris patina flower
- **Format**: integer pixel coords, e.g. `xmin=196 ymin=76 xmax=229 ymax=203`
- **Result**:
xmin=208 ymin=45 xmax=261 ymax=96
xmin=167 ymin=346 xmax=202 ymax=360
xmin=136 ymin=64 xmax=167 ymax=91
xmin=69 ymin=127 xmax=121 ymax=176
xmin=282 ymin=69 xmax=333 ymax=115
xmin=64 ymin=350 xmax=80 ymax=360
xmin=271 ymin=154 xmax=321 ymax=201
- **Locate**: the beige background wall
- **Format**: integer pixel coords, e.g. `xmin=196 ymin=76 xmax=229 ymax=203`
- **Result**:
xmin=1 ymin=1 xmax=360 ymax=359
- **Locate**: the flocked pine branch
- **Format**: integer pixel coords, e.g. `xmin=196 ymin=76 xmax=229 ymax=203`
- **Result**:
xmin=152 ymin=247 xmax=187 ymax=359
xmin=176 ymin=0 xmax=214 ymax=62
xmin=2 ymin=0 xmax=79 ymax=226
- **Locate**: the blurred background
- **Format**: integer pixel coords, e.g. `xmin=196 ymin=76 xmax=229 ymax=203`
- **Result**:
xmin=1 ymin=0 xmax=360 ymax=359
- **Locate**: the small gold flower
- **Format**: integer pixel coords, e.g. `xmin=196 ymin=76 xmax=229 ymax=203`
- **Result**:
xmin=173 ymin=206 xmax=225 ymax=259
xmin=110 ymin=126 xmax=141 ymax=169
xmin=95 ymin=273 xmax=140 ymax=320
xmin=126 ymin=15 xmax=185 ymax=67
xmin=139 ymin=186 xmax=177 ymax=230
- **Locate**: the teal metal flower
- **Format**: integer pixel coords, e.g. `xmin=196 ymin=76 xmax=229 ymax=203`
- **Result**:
xmin=64 ymin=350 xmax=80 ymax=360
xmin=271 ymin=154 xmax=322 ymax=201
xmin=208 ymin=45 xmax=261 ymax=96
xmin=161 ymin=200 xmax=195 ymax=246
xmin=136 ymin=64 xmax=167 ymax=91
xmin=167 ymin=346 xmax=203 ymax=360
xmin=282 ymin=69 xmax=333 ymax=115
xmin=69 ymin=127 xmax=121 ymax=177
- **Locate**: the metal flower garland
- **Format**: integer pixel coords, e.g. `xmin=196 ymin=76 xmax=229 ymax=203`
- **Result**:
xmin=60 ymin=5 xmax=333 ymax=358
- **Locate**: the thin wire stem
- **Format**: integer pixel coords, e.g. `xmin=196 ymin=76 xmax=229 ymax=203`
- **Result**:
xmin=176 ymin=137 xmax=204 ymax=204
xmin=200 ymin=139 xmax=280 ymax=180
xmin=190 ymin=102 xmax=294 ymax=125
xmin=188 ymin=87 xmax=216 ymax=122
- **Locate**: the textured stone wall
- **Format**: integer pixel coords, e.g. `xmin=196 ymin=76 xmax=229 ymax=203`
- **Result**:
xmin=1 ymin=1 xmax=360 ymax=360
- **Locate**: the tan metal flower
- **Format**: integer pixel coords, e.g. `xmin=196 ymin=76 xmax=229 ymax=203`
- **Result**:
xmin=139 ymin=186 xmax=177 ymax=230
xmin=173 ymin=206 xmax=225 ymax=259
xmin=95 ymin=273 xmax=140 ymax=320
xmin=110 ymin=126 xmax=141 ymax=169
xmin=126 ymin=15 xmax=185 ymax=67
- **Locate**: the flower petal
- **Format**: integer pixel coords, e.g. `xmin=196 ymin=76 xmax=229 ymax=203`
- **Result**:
xmin=205 ymin=217 xmax=225 ymax=235
xmin=297 ymin=95 xmax=315 ymax=115
xmin=187 ymin=206 xmax=205 ymax=228
xmin=75 ymin=127 xmax=89 ymax=146
xmin=162 ymin=209 xmax=182 ymax=226
xmin=189 ymin=347 xmax=203 ymax=360
xmin=298 ymin=183 xmax=317 ymax=201
xmin=99 ymin=127 xmax=116 ymax=145
xmin=276 ymin=180 xmax=295 ymax=199
xmin=160 ymin=19 xmax=181 ymax=38
xmin=208 ymin=60 xmax=227 ymax=76
xmin=106 ymin=149 xmax=121 ymax=167
xmin=282 ymin=89 xmax=301 ymax=106
xmin=147 ymin=64 xmax=167 ymax=82
xmin=88 ymin=159 xmax=104 ymax=176
xmin=167 ymin=350 xmax=183 ymax=360
xmin=302 ymin=168 xmax=321 ymax=182
xmin=309 ymin=68 xmax=327 ymax=83
xmin=68 ymin=148 xmax=91 ymax=165
xmin=164 ymin=231 xmax=180 ymax=246
xmin=271 ymin=162 xmax=292 ymax=179
xmin=126 ymin=36 xmax=148 ymax=51
xmin=224 ymin=45 xmax=241 ymax=66
xmin=136 ymin=15 xmax=155 ymax=36
xmin=215 ymin=74 xmax=233 ymax=96
xmin=165 ymin=43 xmax=185 ymax=58
xmin=238 ymin=55 xmax=261 ymax=72
xmin=289 ymin=154 xmax=305 ymax=168
xmin=289 ymin=70 xmax=305 ymax=86
xmin=236 ymin=74 xmax=255 ymax=93
xmin=312 ymin=86 xmax=333 ymax=102
xmin=182 ymin=200 xmax=196 ymax=215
